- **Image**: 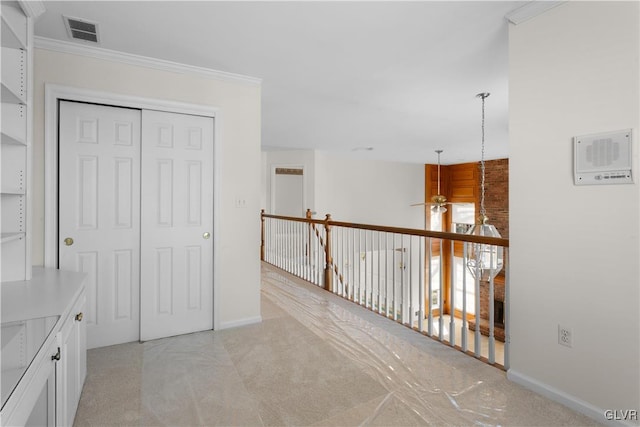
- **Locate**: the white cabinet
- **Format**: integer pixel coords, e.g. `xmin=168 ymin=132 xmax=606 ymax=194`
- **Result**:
xmin=56 ymin=292 xmax=87 ymax=426
xmin=23 ymin=343 xmax=56 ymax=427
xmin=1 ymin=0 xmax=33 ymax=282
xmin=1 ymin=269 xmax=86 ymax=426
xmin=1 ymin=316 xmax=58 ymax=426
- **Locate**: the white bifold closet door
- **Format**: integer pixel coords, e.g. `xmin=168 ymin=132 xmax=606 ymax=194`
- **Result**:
xmin=58 ymin=102 xmax=214 ymax=349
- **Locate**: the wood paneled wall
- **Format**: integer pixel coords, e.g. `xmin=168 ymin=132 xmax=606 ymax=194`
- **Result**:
xmin=424 ymin=159 xmax=508 ymax=237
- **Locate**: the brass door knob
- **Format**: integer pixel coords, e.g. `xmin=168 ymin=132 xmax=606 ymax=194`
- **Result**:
xmin=75 ymin=312 xmax=83 ymax=322
xmin=64 ymin=237 xmax=74 ymax=246
xmin=203 ymin=232 xmax=211 ymax=240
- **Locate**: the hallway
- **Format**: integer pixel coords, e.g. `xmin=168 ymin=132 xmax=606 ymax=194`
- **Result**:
xmin=74 ymin=263 xmax=598 ymax=426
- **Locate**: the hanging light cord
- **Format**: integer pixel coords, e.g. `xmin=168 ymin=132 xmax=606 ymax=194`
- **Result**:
xmin=436 ymin=150 xmax=442 ymax=195
xmin=477 ymin=92 xmax=489 ymax=221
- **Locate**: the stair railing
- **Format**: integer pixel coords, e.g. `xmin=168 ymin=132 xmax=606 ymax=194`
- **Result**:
xmin=260 ymin=209 xmax=510 ymax=369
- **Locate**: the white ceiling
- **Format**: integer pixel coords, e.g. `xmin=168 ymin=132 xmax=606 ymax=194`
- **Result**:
xmin=34 ymin=1 xmax=524 ymax=164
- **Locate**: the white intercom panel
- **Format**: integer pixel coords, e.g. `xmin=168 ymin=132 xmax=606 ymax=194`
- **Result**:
xmin=574 ymin=129 xmax=633 ymax=185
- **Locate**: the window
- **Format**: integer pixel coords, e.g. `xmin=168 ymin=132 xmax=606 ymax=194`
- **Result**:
xmin=451 ymin=203 xmax=474 ymax=233
xmin=451 ymin=203 xmax=475 ymax=314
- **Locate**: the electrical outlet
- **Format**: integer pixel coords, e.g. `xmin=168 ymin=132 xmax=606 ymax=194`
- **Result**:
xmin=558 ymin=325 xmax=572 ymax=348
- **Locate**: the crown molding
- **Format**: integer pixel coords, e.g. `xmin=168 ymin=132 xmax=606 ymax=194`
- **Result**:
xmin=34 ymin=36 xmax=262 ymax=87
xmin=19 ymin=0 xmax=46 ymax=19
xmin=505 ymin=1 xmax=566 ymax=25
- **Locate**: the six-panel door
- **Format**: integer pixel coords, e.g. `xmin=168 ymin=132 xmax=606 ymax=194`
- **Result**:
xmin=140 ymin=110 xmax=214 ymax=341
xmin=59 ymin=101 xmax=142 ymax=349
xmin=59 ymin=102 xmax=214 ymax=348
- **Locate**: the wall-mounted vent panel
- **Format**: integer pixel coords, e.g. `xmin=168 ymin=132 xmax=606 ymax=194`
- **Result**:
xmin=275 ymin=168 xmax=303 ymax=176
xmin=64 ymin=15 xmax=99 ymax=43
xmin=574 ymin=129 xmax=633 ymax=185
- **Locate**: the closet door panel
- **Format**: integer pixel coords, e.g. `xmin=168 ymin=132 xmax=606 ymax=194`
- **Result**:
xmin=58 ymin=101 xmax=141 ymax=349
xmin=140 ymin=110 xmax=214 ymax=341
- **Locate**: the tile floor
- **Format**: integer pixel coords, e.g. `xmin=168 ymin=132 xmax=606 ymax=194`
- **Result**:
xmin=73 ymin=263 xmax=600 ymax=426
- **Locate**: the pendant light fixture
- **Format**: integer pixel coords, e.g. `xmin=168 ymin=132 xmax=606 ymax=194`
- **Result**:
xmin=431 ymin=149 xmax=447 ymax=214
xmin=466 ymin=92 xmax=503 ymax=281
xmin=410 ymin=150 xmax=449 ymax=214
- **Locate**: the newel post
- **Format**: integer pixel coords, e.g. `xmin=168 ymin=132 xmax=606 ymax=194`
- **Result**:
xmin=324 ymin=214 xmax=333 ymax=292
xmin=305 ymin=209 xmax=312 ymax=257
xmin=260 ymin=209 xmax=265 ymax=262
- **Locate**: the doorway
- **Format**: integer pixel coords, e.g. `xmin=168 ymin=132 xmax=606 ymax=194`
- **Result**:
xmin=272 ymin=167 xmax=304 ymax=217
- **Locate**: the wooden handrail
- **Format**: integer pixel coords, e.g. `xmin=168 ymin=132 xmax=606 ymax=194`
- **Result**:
xmin=262 ymin=212 xmax=326 ymax=225
xmin=261 ymin=211 xmax=509 ymax=247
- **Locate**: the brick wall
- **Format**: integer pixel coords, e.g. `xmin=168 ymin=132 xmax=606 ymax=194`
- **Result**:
xmin=481 ymin=159 xmax=509 ymax=238
xmin=479 ymin=278 xmax=505 ymax=319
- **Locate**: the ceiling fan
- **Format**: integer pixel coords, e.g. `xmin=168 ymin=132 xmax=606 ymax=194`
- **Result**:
xmin=411 ymin=149 xmax=450 ymax=214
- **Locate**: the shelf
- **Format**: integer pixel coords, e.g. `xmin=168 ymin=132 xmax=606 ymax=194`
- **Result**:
xmin=1 ymin=321 xmax=24 ymax=348
xmin=1 ymin=233 xmax=25 ymax=244
xmin=1 ymin=83 xmax=26 ymax=105
xmin=1 ymin=132 xmax=26 ymax=146
xmin=1 ymin=47 xmax=26 ymax=105
xmin=1 ymin=23 xmax=26 ymax=50
xmin=0 ymin=5 xmax=27 ymax=50
xmin=1 ymin=2 xmax=30 ymax=285
xmin=1 ymin=189 xmax=25 ymax=196
xmin=2 ymin=104 xmax=27 ymax=141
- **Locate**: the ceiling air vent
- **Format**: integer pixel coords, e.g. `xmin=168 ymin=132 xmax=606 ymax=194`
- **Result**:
xmin=64 ymin=16 xmax=100 ymax=43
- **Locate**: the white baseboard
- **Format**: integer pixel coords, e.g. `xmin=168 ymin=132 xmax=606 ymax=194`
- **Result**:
xmin=507 ymin=369 xmax=638 ymax=427
xmin=219 ymin=316 xmax=262 ymax=330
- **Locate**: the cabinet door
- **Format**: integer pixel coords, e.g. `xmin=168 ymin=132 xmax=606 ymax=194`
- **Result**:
xmin=57 ymin=292 xmax=86 ymax=426
xmin=24 ymin=368 xmax=55 ymax=427
xmin=2 ymin=338 xmax=57 ymax=427
xmin=71 ymin=293 xmax=87 ymax=417
xmin=77 ymin=294 xmax=87 ymax=393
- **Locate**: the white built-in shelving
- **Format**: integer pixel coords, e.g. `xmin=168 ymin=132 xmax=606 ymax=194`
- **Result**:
xmin=1 ymin=1 xmax=32 ymax=282
xmin=1 ymin=232 xmax=25 ymax=244
xmin=1 ymin=268 xmax=86 ymax=426
xmin=1 ymin=2 xmax=28 ymax=49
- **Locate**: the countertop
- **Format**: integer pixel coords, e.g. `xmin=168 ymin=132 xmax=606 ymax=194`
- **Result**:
xmin=1 ymin=267 xmax=86 ymax=323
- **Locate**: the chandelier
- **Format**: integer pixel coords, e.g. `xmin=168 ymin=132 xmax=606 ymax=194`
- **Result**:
xmin=466 ymin=92 xmax=503 ymax=281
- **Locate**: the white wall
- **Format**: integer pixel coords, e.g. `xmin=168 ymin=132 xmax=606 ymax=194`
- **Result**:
xmin=33 ymin=48 xmax=262 ymax=328
xmin=261 ymin=151 xmax=268 ymax=210
xmin=261 ymin=150 xmax=424 ymax=229
xmin=508 ymin=2 xmax=639 ymax=423
xmin=314 ymin=151 xmax=424 ymax=229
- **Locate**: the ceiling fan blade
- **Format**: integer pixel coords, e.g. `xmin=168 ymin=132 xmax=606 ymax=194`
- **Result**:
xmin=411 ymin=201 xmax=454 ymax=207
